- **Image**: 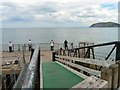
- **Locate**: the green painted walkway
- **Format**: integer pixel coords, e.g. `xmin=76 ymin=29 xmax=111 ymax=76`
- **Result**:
xmin=42 ymin=61 xmax=84 ymax=89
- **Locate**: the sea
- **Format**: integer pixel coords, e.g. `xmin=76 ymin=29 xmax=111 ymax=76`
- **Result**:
xmin=2 ymin=27 xmax=118 ymax=44
xmin=1 ymin=27 xmax=119 ymax=60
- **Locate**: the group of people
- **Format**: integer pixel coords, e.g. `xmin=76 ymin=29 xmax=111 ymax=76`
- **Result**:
xmin=8 ymin=39 xmax=73 ymax=52
xmin=8 ymin=39 xmax=32 ymax=52
xmin=50 ymin=40 xmax=72 ymax=51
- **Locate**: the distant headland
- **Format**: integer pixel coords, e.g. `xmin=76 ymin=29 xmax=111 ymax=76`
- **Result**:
xmin=90 ymin=22 xmax=120 ymax=27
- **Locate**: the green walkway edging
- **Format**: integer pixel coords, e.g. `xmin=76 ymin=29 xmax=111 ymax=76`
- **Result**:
xmin=42 ymin=61 xmax=84 ymax=89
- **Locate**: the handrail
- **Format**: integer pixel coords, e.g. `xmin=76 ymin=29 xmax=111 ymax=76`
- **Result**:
xmin=55 ymin=41 xmax=120 ymax=61
xmin=13 ymin=65 xmax=28 ymax=89
xmin=21 ymin=47 xmax=40 ymax=89
xmin=78 ymin=41 xmax=120 ymax=50
xmin=13 ymin=47 xmax=40 ymax=89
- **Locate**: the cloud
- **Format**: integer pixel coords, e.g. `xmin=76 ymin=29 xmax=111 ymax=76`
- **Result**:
xmin=1 ymin=0 xmax=119 ymax=27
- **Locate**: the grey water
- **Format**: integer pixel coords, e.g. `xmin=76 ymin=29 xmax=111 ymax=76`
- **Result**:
xmin=2 ymin=28 xmax=118 ymax=44
xmin=2 ymin=27 xmax=118 ymax=60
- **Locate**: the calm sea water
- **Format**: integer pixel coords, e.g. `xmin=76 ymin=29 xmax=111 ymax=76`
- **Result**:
xmin=2 ymin=28 xmax=118 ymax=44
xmin=2 ymin=27 xmax=118 ymax=60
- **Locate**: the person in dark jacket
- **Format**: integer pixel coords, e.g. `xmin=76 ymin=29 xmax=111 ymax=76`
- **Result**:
xmin=64 ymin=40 xmax=68 ymax=50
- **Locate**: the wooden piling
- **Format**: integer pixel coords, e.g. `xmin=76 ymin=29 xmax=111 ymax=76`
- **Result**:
xmin=101 ymin=67 xmax=112 ymax=88
xmin=116 ymin=61 xmax=120 ymax=88
xmin=109 ymin=64 xmax=118 ymax=89
xmin=18 ymin=44 xmax=20 ymax=51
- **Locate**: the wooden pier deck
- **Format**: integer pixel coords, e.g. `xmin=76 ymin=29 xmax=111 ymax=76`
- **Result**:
xmin=1 ymin=40 xmax=120 ymax=89
xmin=41 ymin=51 xmax=84 ymax=88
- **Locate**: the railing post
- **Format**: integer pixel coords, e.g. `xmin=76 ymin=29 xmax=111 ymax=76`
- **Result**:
xmin=22 ymin=46 xmax=26 ymax=65
xmin=101 ymin=67 xmax=112 ymax=88
xmin=52 ymin=52 xmax=56 ymax=61
xmin=116 ymin=43 xmax=120 ymax=61
xmin=109 ymin=64 xmax=118 ymax=89
xmin=84 ymin=48 xmax=90 ymax=58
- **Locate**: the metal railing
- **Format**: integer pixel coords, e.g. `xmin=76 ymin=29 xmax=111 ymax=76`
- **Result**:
xmin=53 ymin=41 xmax=120 ymax=89
xmin=13 ymin=47 xmax=40 ymax=89
xmin=55 ymin=41 xmax=120 ymax=61
xmin=1 ymin=43 xmax=64 ymax=51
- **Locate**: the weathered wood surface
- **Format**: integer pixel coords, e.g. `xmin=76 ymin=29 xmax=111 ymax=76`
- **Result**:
xmin=56 ymin=58 xmax=101 ymax=77
xmin=1 ymin=51 xmax=31 ymax=66
xmin=101 ymin=67 xmax=112 ymax=88
xmin=1 ymin=65 xmax=20 ymax=75
xmin=21 ymin=48 xmax=40 ymax=89
xmin=55 ymin=55 xmax=115 ymax=67
xmin=109 ymin=64 xmax=118 ymax=88
xmin=71 ymin=76 xmax=108 ymax=88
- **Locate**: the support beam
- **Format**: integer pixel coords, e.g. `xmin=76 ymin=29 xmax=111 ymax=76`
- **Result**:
xmin=101 ymin=67 xmax=112 ymax=88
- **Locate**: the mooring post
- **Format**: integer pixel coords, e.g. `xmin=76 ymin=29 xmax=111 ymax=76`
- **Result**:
xmin=52 ymin=52 xmax=56 ymax=61
xmin=13 ymin=44 xmax=14 ymax=52
xmin=116 ymin=60 xmax=120 ymax=88
xmin=116 ymin=43 xmax=120 ymax=61
xmin=109 ymin=64 xmax=118 ymax=89
xmin=101 ymin=67 xmax=112 ymax=88
xmin=18 ymin=44 xmax=20 ymax=51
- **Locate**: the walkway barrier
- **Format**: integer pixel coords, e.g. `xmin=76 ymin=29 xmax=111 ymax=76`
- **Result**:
xmin=53 ymin=41 xmax=120 ymax=89
xmin=13 ymin=47 xmax=41 ymax=89
xmin=2 ymin=43 xmax=63 ymax=52
xmin=55 ymin=41 xmax=120 ymax=61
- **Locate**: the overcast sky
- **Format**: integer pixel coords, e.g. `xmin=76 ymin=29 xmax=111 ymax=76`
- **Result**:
xmin=1 ymin=0 xmax=119 ymax=28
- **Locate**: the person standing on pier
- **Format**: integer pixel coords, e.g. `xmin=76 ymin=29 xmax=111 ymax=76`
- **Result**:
xmin=8 ymin=41 xmax=13 ymax=52
xmin=50 ymin=40 xmax=54 ymax=51
xmin=28 ymin=39 xmax=32 ymax=51
xmin=64 ymin=40 xmax=68 ymax=50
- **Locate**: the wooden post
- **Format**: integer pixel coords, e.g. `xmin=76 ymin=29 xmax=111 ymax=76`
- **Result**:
xmin=22 ymin=46 xmax=26 ymax=65
xmin=109 ymin=64 xmax=118 ymax=89
xmin=101 ymin=67 xmax=112 ymax=88
xmin=13 ymin=44 xmax=14 ymax=52
xmin=84 ymin=48 xmax=90 ymax=58
xmin=52 ymin=52 xmax=56 ymax=61
xmin=18 ymin=44 xmax=20 ymax=51
xmin=116 ymin=60 xmax=120 ymax=88
xmin=116 ymin=43 xmax=120 ymax=61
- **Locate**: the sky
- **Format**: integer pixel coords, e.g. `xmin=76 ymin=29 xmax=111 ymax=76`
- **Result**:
xmin=1 ymin=0 xmax=119 ymax=28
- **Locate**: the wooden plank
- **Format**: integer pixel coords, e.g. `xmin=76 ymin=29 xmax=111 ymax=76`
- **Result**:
xmin=1 ymin=65 xmax=20 ymax=74
xmin=56 ymin=58 xmax=101 ymax=77
xmin=55 ymin=55 xmax=115 ymax=67
xmin=71 ymin=76 xmax=108 ymax=88
xmin=1 ymin=69 xmax=20 ymax=74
